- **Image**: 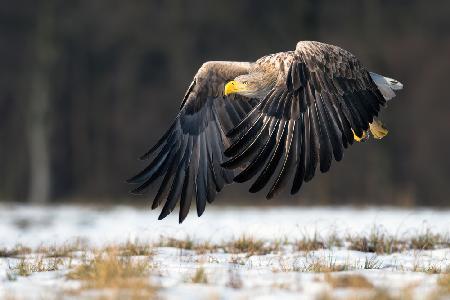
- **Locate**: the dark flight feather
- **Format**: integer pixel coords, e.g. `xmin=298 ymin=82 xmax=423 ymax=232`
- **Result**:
xmin=267 ymin=119 xmax=296 ymax=199
xmin=231 ymin=118 xmax=279 ymax=183
xmin=249 ymin=120 xmax=288 ymax=193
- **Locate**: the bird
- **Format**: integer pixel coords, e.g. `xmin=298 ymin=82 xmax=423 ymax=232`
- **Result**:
xmin=127 ymin=41 xmax=403 ymax=223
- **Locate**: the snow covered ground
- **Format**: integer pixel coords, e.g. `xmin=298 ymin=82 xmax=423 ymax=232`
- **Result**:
xmin=0 ymin=204 xmax=449 ymax=299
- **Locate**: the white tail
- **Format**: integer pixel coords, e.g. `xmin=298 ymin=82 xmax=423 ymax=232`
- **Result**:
xmin=369 ymin=72 xmax=403 ymax=101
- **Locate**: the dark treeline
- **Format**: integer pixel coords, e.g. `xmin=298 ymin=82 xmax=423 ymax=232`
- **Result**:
xmin=1 ymin=0 xmax=449 ymax=206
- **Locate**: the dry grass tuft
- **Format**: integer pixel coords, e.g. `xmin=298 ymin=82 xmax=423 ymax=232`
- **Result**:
xmin=159 ymin=237 xmax=195 ymax=250
xmin=227 ymin=235 xmax=264 ymax=254
xmin=194 ymin=242 xmax=218 ymax=254
xmin=8 ymin=256 xmax=64 ymax=277
xmin=347 ymin=227 xmax=449 ymax=254
xmin=299 ymin=255 xmax=348 ymax=273
xmin=303 ymin=260 xmax=347 ymax=273
xmin=66 ymin=248 xmax=155 ymax=297
xmin=158 ymin=237 xmax=217 ymax=254
xmin=35 ymin=240 xmax=87 ymax=258
xmin=324 ymin=273 xmax=373 ymax=289
xmin=410 ymin=230 xmax=449 ymax=250
xmin=363 ymin=256 xmax=382 ymax=269
xmin=413 ymin=264 xmax=447 ymax=274
xmin=347 ymin=228 xmax=404 ymax=254
xmin=276 ymin=254 xmax=381 ymax=273
xmin=296 ymin=233 xmax=325 ymax=252
xmin=191 ymin=267 xmax=208 ymax=284
xmin=107 ymin=240 xmax=154 ymax=257
xmin=326 ymin=232 xmax=344 ymax=248
xmin=229 ymin=255 xmax=247 ymax=266
xmin=296 ymin=232 xmax=343 ymax=252
xmin=0 ymin=245 xmax=32 ymax=258
xmin=437 ymin=273 xmax=450 ymax=294
xmin=275 ymin=255 xmax=353 ymax=273
xmin=10 ymin=258 xmax=32 ymax=277
xmin=225 ymin=235 xmax=277 ymax=255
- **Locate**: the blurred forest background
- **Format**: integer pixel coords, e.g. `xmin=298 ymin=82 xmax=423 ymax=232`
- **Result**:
xmin=1 ymin=0 xmax=449 ymax=207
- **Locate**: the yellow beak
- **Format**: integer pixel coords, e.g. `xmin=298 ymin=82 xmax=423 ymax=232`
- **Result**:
xmin=224 ymin=80 xmax=246 ymax=96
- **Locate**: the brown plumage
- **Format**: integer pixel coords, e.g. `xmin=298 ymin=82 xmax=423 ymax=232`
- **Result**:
xmin=128 ymin=41 xmax=403 ymax=223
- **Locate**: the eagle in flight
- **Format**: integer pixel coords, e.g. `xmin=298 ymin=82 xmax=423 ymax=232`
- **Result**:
xmin=128 ymin=41 xmax=403 ymax=223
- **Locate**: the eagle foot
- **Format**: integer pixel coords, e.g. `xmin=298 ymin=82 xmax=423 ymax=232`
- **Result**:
xmin=369 ymin=120 xmax=388 ymax=139
xmin=353 ymin=130 xmax=368 ymax=142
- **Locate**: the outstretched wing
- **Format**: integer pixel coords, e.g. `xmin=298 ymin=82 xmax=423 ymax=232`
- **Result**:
xmin=222 ymin=41 xmax=387 ymax=198
xmin=128 ymin=61 xmax=258 ymax=223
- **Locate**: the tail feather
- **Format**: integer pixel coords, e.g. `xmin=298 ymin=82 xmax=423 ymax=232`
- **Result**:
xmin=369 ymin=72 xmax=403 ymax=101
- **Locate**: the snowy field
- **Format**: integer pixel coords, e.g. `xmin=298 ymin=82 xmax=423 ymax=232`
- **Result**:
xmin=0 ymin=204 xmax=449 ymax=299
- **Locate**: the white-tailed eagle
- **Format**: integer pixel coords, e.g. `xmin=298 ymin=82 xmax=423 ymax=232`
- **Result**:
xmin=128 ymin=41 xmax=403 ymax=223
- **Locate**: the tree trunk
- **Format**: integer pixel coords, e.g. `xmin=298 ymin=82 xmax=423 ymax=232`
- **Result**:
xmin=28 ymin=0 xmax=55 ymax=204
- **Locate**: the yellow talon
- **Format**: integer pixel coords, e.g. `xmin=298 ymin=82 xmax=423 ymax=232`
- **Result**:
xmin=369 ymin=120 xmax=389 ymax=139
xmin=353 ymin=130 xmax=367 ymax=142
